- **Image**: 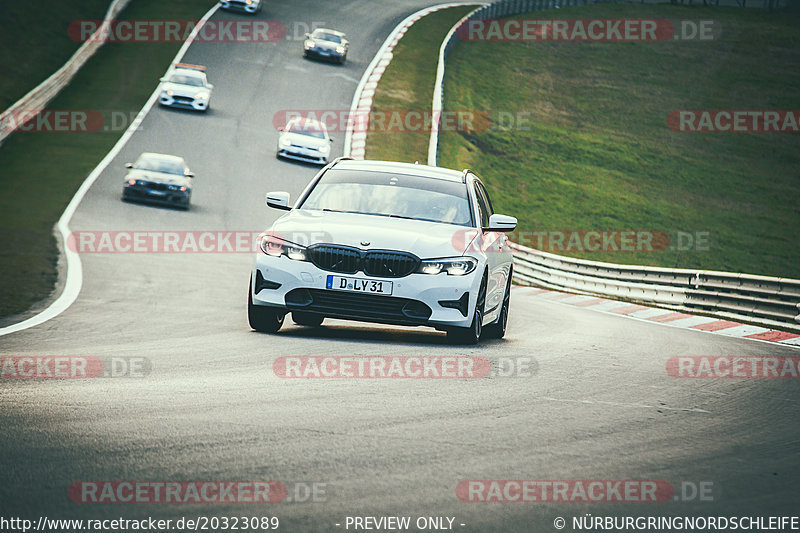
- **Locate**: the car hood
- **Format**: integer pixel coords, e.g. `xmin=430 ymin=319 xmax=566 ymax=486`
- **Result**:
xmin=270 ymin=210 xmax=476 ymax=258
xmin=162 ymin=82 xmax=207 ymax=97
xmin=126 ymin=169 xmax=191 ymax=186
xmin=311 ymin=39 xmax=340 ymax=51
xmin=279 ymin=131 xmax=329 ymax=149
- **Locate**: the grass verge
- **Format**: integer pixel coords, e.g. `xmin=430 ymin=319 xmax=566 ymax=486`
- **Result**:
xmin=366 ymin=5 xmax=477 ymax=162
xmin=0 ymin=0 xmax=214 ymax=320
xmin=0 ymin=0 xmax=114 ymax=110
xmin=438 ymin=5 xmax=800 ymax=277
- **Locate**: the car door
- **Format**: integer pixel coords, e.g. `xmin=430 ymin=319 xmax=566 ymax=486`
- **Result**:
xmin=472 ymin=178 xmax=506 ymax=322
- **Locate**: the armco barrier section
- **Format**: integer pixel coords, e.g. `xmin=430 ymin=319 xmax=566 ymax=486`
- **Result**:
xmin=431 ymin=0 xmax=799 ymax=332
xmin=0 ymin=0 xmax=132 ymax=146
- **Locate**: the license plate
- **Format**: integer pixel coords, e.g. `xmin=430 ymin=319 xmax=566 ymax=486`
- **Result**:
xmin=147 ymin=189 xmax=166 ymax=196
xmin=326 ymin=275 xmax=392 ymax=295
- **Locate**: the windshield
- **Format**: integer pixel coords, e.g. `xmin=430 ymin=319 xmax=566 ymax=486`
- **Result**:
xmin=135 ymin=156 xmax=186 ymax=175
xmin=299 ymin=169 xmax=473 ymax=226
xmin=313 ymin=32 xmax=341 ymax=43
xmin=168 ymin=74 xmax=205 ymax=87
xmin=288 ymin=122 xmax=326 ymax=139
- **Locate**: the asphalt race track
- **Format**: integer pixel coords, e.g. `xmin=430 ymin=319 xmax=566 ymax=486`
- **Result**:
xmin=1 ymin=2 xmax=798 ymax=532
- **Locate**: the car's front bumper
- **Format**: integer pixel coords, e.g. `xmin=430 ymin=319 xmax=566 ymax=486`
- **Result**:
xmin=277 ymin=145 xmax=329 ymax=165
xmin=123 ymin=185 xmax=190 ymax=207
xmin=304 ymin=48 xmax=345 ymax=62
xmin=251 ymin=253 xmax=481 ymax=329
xmin=159 ymin=94 xmax=209 ymax=111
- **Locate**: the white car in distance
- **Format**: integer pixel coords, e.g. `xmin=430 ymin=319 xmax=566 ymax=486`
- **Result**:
xmin=248 ymin=159 xmax=517 ymax=344
xmin=159 ymin=63 xmax=214 ymax=112
xmin=276 ymin=117 xmax=333 ymax=165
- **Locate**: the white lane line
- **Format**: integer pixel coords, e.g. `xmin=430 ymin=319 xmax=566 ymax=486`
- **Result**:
xmin=0 ymin=3 xmax=221 ymax=337
xmin=559 ymin=295 xmax=597 ymax=305
xmin=535 ymin=287 xmax=800 ymax=351
xmin=714 ymin=324 xmax=772 ymax=337
xmin=343 ymin=3 xmax=470 ymax=158
xmin=541 ymin=397 xmax=710 ymax=414
xmin=664 ymin=316 xmax=720 ymax=329
xmin=629 ymin=308 xmax=675 ymax=319
xmin=583 ymin=301 xmax=631 ymax=312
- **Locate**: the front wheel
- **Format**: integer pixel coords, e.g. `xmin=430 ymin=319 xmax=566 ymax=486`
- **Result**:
xmin=248 ymin=280 xmax=284 ymax=333
xmin=482 ymin=273 xmax=511 ymax=339
xmin=447 ymin=274 xmax=486 ymax=345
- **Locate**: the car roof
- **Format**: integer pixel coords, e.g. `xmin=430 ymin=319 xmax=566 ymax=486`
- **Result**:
xmin=330 ymin=159 xmax=466 ymax=183
xmin=172 ymin=68 xmax=205 ymax=77
xmin=287 ymin=116 xmax=327 ymax=130
xmin=139 ymin=152 xmax=185 ymax=163
xmin=312 ymin=28 xmax=346 ymax=37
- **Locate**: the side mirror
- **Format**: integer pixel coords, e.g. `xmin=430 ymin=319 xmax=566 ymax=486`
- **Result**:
xmin=278 ymin=127 xmax=284 ymax=132
xmin=125 ymin=163 xmax=134 ymax=169
xmin=304 ymin=33 xmax=310 ymax=38
xmin=266 ymin=191 xmax=291 ymax=211
xmin=485 ymin=213 xmax=517 ymax=232
xmin=329 ymin=137 xmax=334 ymax=142
xmin=160 ymin=77 xmax=167 ymax=82
xmin=206 ymin=83 xmax=214 ymax=90
xmin=185 ymin=171 xmax=195 ymax=178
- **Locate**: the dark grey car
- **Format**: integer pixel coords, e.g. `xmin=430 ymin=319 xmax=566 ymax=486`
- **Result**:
xmin=122 ymin=153 xmax=195 ymax=210
xmin=303 ymin=28 xmax=349 ymax=64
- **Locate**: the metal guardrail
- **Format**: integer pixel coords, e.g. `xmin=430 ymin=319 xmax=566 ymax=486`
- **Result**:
xmin=430 ymin=0 xmax=800 ymax=332
xmin=0 ymin=0 xmax=133 ymax=146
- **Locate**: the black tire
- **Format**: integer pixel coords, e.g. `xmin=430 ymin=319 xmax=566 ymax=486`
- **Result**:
xmin=483 ymin=271 xmax=511 ymax=340
xmin=292 ymin=311 xmax=324 ymax=327
xmin=248 ymin=279 xmax=284 ymax=333
xmin=447 ymin=273 xmax=486 ymax=345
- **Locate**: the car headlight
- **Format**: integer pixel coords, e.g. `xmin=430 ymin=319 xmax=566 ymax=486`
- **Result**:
xmin=336 ymin=46 xmax=346 ymax=54
xmin=279 ymin=137 xmax=291 ymax=148
xmin=417 ymin=257 xmax=477 ymax=276
xmin=258 ymin=234 xmax=307 ymax=261
xmin=304 ymin=40 xmax=315 ymax=49
xmin=196 ymin=92 xmax=209 ymax=100
xmin=319 ymin=144 xmax=330 ymax=154
xmin=164 ymin=90 xmax=173 ymax=96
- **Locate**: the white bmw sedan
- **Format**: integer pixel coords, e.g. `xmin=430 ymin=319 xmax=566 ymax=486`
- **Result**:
xmin=248 ymin=159 xmax=517 ymax=344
